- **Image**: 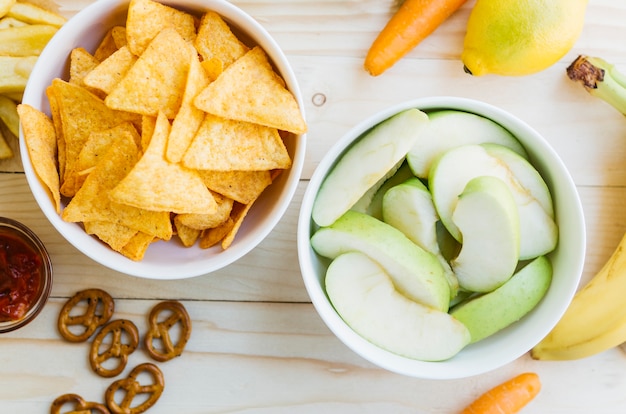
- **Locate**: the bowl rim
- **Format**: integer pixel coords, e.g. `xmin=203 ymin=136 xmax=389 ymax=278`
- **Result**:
xmin=0 ymin=217 xmax=53 ymax=333
xmin=20 ymin=0 xmax=306 ymax=279
xmin=297 ymin=96 xmax=586 ymax=379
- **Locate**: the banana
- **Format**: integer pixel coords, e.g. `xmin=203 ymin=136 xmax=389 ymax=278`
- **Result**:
xmin=567 ymin=55 xmax=626 ymax=116
xmin=531 ymin=233 xmax=626 ymax=360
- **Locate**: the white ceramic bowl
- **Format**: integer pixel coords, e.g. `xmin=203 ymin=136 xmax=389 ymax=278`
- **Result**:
xmin=20 ymin=0 xmax=306 ymax=279
xmin=297 ymin=97 xmax=585 ymax=379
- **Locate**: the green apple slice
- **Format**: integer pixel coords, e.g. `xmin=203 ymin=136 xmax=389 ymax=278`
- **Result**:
xmin=382 ymin=177 xmax=459 ymax=298
xmin=429 ymin=143 xmax=558 ymax=260
xmin=450 ymin=176 xmax=520 ymax=292
xmin=312 ymin=108 xmax=429 ymax=227
xmin=406 ymin=110 xmax=527 ymax=178
xmin=326 ymin=251 xmax=470 ymax=361
xmin=311 ymin=210 xmax=450 ymax=312
xmin=450 ymin=255 xmax=552 ymax=343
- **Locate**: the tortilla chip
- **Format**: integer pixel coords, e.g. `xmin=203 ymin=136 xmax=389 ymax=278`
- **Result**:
xmin=193 ymin=46 xmax=307 ymax=134
xmin=68 ymin=47 xmax=102 ymax=96
xmin=125 ymin=0 xmax=196 ymax=56
xmin=111 ymin=26 xmax=127 ymax=49
xmin=84 ymin=221 xmax=138 ymax=252
xmin=105 ymin=28 xmax=192 ymax=118
xmin=176 ymin=192 xmax=233 ymax=230
xmin=83 ymin=46 xmax=138 ymax=95
xmin=182 ymin=113 xmax=292 ymax=171
xmin=199 ymin=217 xmax=234 ymax=249
xmin=120 ymin=231 xmax=155 ymax=261
xmin=201 ymin=57 xmax=223 ymax=82
xmin=94 ymin=26 xmax=121 ymax=62
xmin=50 ymin=79 xmax=139 ymax=197
xmin=109 ymin=111 xmax=218 ymax=215
xmin=140 ymin=115 xmax=156 ymax=152
xmin=46 ymin=84 xmax=64 ymax=180
xmin=194 ymin=11 xmax=248 ymax=69
xmin=166 ymin=50 xmax=209 ymax=163
xmin=197 ymin=169 xmax=271 ymax=204
xmin=77 ymin=122 xmax=140 ymax=175
xmin=173 ymin=215 xmax=201 ymax=247
xmin=61 ymin=129 xmax=173 ymax=241
xmin=221 ymin=201 xmax=254 ymax=250
xmin=17 ymin=104 xmax=61 ymax=213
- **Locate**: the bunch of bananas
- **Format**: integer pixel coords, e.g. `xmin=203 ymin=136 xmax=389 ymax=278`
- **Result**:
xmin=0 ymin=0 xmax=65 ymax=159
xmin=532 ymin=56 xmax=626 ymax=360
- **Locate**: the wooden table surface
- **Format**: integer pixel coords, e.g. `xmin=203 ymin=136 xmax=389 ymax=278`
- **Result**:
xmin=2 ymin=0 xmax=626 ymax=412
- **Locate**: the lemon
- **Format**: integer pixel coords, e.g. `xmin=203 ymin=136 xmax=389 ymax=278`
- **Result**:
xmin=462 ymin=0 xmax=588 ymax=76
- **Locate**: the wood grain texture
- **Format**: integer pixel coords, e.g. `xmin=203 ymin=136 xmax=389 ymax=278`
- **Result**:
xmin=1 ymin=0 xmax=626 ymax=412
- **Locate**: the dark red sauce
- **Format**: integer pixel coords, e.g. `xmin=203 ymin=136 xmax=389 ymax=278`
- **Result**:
xmin=0 ymin=230 xmax=43 ymax=322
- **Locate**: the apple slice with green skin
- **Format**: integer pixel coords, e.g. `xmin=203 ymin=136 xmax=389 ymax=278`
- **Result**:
xmin=311 ymin=210 xmax=450 ymax=312
xmin=429 ymin=143 xmax=558 ymax=260
xmin=312 ymin=108 xmax=429 ymax=227
xmin=450 ymin=176 xmax=520 ymax=292
xmin=406 ymin=110 xmax=527 ymax=178
xmin=326 ymin=251 xmax=470 ymax=361
xmin=382 ymin=177 xmax=459 ymax=298
xmin=450 ymin=255 xmax=552 ymax=343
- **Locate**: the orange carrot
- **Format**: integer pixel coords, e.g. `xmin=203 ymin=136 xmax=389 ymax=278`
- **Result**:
xmin=364 ymin=0 xmax=468 ymax=76
xmin=461 ymin=372 xmax=542 ymax=414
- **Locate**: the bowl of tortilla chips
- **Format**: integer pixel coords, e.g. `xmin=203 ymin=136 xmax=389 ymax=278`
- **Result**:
xmin=19 ymin=0 xmax=307 ymax=279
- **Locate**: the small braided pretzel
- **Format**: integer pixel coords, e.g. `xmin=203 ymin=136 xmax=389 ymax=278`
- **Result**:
xmin=89 ymin=319 xmax=139 ymax=378
xmin=105 ymin=363 xmax=164 ymax=414
xmin=57 ymin=289 xmax=115 ymax=342
xmin=50 ymin=393 xmax=110 ymax=414
xmin=144 ymin=300 xmax=191 ymax=362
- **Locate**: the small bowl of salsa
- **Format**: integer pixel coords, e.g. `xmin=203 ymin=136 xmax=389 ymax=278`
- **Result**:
xmin=0 ymin=217 xmax=52 ymax=333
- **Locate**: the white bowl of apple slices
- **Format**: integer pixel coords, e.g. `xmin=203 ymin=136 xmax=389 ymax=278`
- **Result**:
xmin=297 ymin=97 xmax=586 ymax=379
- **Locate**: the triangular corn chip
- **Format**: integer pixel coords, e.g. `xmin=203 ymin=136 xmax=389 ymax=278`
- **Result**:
xmin=182 ymin=113 xmax=292 ymax=171
xmin=176 ymin=192 xmax=234 ymax=230
xmin=173 ymin=215 xmax=201 ymax=247
xmin=105 ymin=28 xmax=192 ymax=118
xmin=197 ymin=169 xmax=272 ymax=204
xmin=17 ymin=103 xmax=61 ymax=213
xmin=166 ymin=50 xmax=209 ymax=163
xmin=193 ymin=46 xmax=307 ymax=134
xmin=194 ymin=11 xmax=248 ymax=69
xmin=110 ymin=111 xmax=218 ymax=215
xmin=68 ymin=47 xmax=102 ymax=96
xmin=120 ymin=231 xmax=156 ymax=261
xmin=125 ymin=0 xmax=196 ymax=56
xmin=84 ymin=221 xmax=138 ymax=252
xmin=76 ymin=122 xmax=140 ymax=175
xmin=83 ymin=46 xmax=137 ymax=96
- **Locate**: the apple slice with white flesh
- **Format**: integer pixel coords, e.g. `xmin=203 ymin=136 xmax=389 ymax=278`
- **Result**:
xmin=450 ymin=255 xmax=552 ymax=343
xmin=406 ymin=110 xmax=527 ymax=178
xmin=311 ymin=210 xmax=450 ymax=312
xmin=312 ymin=108 xmax=429 ymax=227
xmin=326 ymin=251 xmax=471 ymax=361
xmin=429 ymin=144 xmax=558 ymax=260
xmin=450 ymin=176 xmax=520 ymax=292
xmin=382 ymin=177 xmax=459 ymax=298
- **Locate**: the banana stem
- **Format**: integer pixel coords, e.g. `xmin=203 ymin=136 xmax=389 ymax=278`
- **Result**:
xmin=566 ymin=55 xmax=626 ymax=116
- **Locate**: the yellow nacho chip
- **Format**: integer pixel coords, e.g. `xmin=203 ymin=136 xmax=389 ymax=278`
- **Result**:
xmin=61 ymin=128 xmax=173 ymax=241
xmin=50 ymin=79 xmax=140 ymax=197
xmin=45 ymin=84 xmax=64 ymax=179
xmin=77 ymin=122 xmax=140 ymax=175
xmin=194 ymin=11 xmax=248 ymax=69
xmin=193 ymin=46 xmax=307 ymax=134
xmin=105 ymin=28 xmax=192 ymax=118
xmin=173 ymin=215 xmax=201 ymax=247
xmin=182 ymin=113 xmax=292 ymax=171
xmin=166 ymin=49 xmax=209 ymax=163
xmin=83 ymin=46 xmax=137 ymax=96
xmin=68 ymin=47 xmax=102 ymax=96
xmin=125 ymin=0 xmax=196 ymax=56
xmin=221 ymin=201 xmax=254 ymax=250
xmin=84 ymin=221 xmax=138 ymax=252
xmin=94 ymin=26 xmax=123 ymax=62
xmin=197 ymin=169 xmax=272 ymax=204
xmin=109 ymin=111 xmax=218 ymax=215
xmin=200 ymin=57 xmax=223 ymax=82
xmin=199 ymin=217 xmax=234 ymax=249
xmin=16 ymin=103 xmax=61 ymax=213
xmin=176 ymin=192 xmax=233 ymax=230
xmin=120 ymin=231 xmax=155 ymax=261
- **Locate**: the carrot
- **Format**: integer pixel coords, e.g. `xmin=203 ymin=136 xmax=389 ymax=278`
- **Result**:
xmin=364 ymin=0 xmax=468 ymax=76
xmin=461 ymin=372 xmax=542 ymax=414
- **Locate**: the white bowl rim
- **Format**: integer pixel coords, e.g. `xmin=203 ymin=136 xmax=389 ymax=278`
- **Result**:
xmin=20 ymin=0 xmax=306 ymax=279
xmin=297 ymin=96 xmax=586 ymax=379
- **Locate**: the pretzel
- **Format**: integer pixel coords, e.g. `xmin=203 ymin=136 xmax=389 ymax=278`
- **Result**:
xmin=58 ymin=289 xmax=115 ymax=342
xmin=105 ymin=363 xmax=164 ymax=414
xmin=89 ymin=319 xmax=139 ymax=378
xmin=144 ymin=300 xmax=191 ymax=362
xmin=50 ymin=393 xmax=110 ymax=414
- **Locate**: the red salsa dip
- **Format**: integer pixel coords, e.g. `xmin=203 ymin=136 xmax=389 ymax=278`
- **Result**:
xmin=0 ymin=226 xmax=45 ymax=322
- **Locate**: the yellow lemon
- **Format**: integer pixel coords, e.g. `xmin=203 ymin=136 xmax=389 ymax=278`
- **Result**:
xmin=462 ymin=0 xmax=588 ymax=76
